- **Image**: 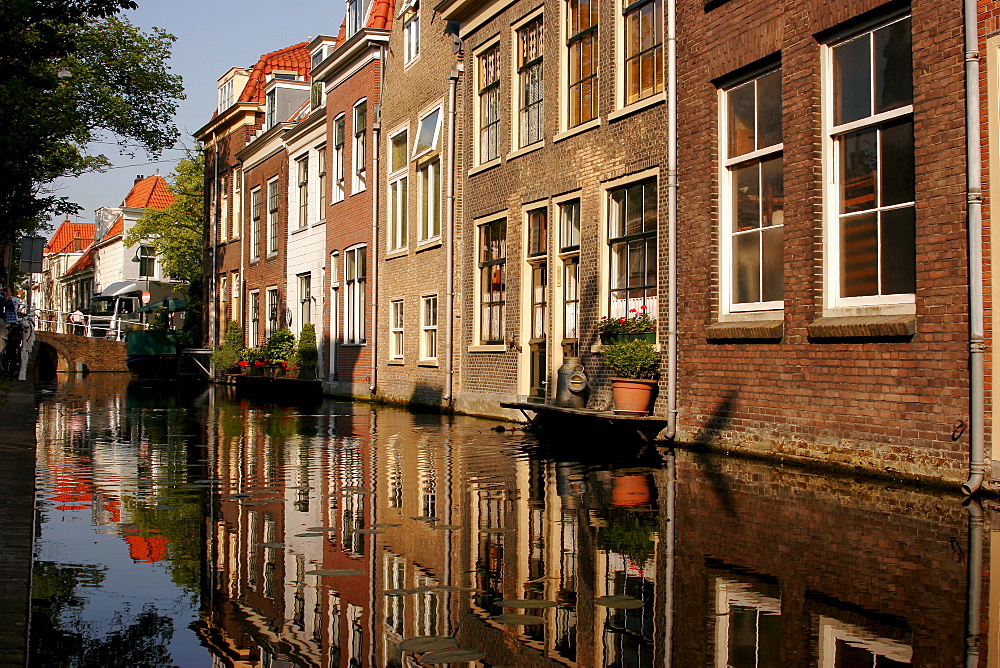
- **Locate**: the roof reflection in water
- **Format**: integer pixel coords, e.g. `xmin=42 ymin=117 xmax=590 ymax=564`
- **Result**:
xmin=28 ymin=375 xmax=978 ymax=666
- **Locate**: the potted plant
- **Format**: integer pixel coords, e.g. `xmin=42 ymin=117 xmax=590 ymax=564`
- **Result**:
xmin=244 ymin=347 xmax=266 ymax=376
xmin=597 ymin=306 xmax=656 ymax=344
xmin=294 ymin=323 xmax=318 ymax=380
xmin=264 ymin=328 xmax=296 ymax=377
xmin=600 ymin=337 xmax=660 ymax=415
xmin=211 ymin=321 xmax=244 ymax=376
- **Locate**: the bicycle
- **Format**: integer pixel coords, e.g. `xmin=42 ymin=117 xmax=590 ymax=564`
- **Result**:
xmin=0 ymin=320 xmax=24 ymax=378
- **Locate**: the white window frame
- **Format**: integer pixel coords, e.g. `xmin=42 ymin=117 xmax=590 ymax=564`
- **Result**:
xmin=388 ymin=126 xmax=409 ymax=252
xmin=513 ymin=10 xmax=544 ymax=150
xmin=353 ymin=100 xmax=368 ymax=194
xmin=219 ymin=174 xmax=229 ymax=242
xmin=232 ymin=270 xmax=241 ymax=325
xmin=231 ymin=167 xmax=242 ymax=240
xmin=266 ymin=287 xmax=279 ymax=338
xmin=249 ymin=290 xmax=260 ymax=346
xmin=822 ymin=12 xmax=915 ymax=312
xmin=417 ymin=158 xmax=441 ymax=243
xmin=316 ymin=144 xmax=327 ymax=220
xmin=719 ymin=66 xmax=784 ymax=315
xmin=563 ymin=0 xmax=599 ymax=130
xmin=218 ymin=79 xmax=234 ymax=112
xmin=296 ymin=154 xmax=309 ymax=231
xmin=345 ymin=245 xmax=367 ymax=344
xmin=615 ymin=0 xmax=664 ymax=110
xmin=412 ymin=105 xmax=443 ymax=160
xmin=474 ymin=41 xmax=502 ymax=166
xmin=390 ymin=299 xmax=404 ymax=359
xmin=298 ymin=272 xmax=312 ymax=331
xmin=555 ymin=194 xmax=581 ymax=349
xmin=601 ymin=169 xmax=659 ymax=323
xmin=474 ymin=212 xmax=508 ymax=347
xmin=403 ymin=2 xmax=420 ymax=65
xmin=334 ymin=114 xmax=346 ymax=203
xmin=267 ymin=177 xmax=279 ymax=256
xmin=250 ymin=186 xmax=262 ymax=260
xmin=420 ymin=294 xmax=438 ymax=360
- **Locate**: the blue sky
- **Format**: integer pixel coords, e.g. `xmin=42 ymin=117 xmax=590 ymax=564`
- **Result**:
xmin=45 ymin=0 xmax=344 ymax=234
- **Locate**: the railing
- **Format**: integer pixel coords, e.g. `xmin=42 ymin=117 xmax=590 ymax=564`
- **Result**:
xmin=33 ymin=308 xmax=150 ymax=341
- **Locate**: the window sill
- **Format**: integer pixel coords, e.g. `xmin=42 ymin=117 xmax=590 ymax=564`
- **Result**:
xmin=807 ymin=314 xmax=916 ymax=340
xmin=291 ymin=227 xmax=308 ymax=235
xmin=506 ymin=141 xmax=544 ymax=161
xmin=468 ymin=344 xmax=507 ymax=353
xmin=385 ymin=248 xmax=409 ymax=259
xmin=704 ymin=320 xmax=783 ymax=341
xmin=416 ymin=239 xmax=442 ymax=252
xmin=388 ymin=359 xmax=405 ymax=366
xmin=468 ymin=159 xmax=501 ymax=176
xmin=554 ymin=118 xmax=601 ymax=143
xmin=607 ymin=92 xmax=666 ymax=123
xmin=341 ymin=342 xmax=367 ymax=347
xmin=418 ymin=360 xmax=439 ymax=367
xmin=267 ymin=252 xmax=278 ymax=259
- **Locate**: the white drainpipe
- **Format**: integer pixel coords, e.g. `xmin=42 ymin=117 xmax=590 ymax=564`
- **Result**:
xmin=444 ymin=64 xmax=462 ymax=405
xmin=664 ymin=0 xmax=678 ymax=439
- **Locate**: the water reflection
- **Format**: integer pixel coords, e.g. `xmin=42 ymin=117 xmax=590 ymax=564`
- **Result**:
xmin=28 ymin=375 xmax=979 ymax=666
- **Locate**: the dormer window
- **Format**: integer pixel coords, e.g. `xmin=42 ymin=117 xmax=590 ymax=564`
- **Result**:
xmin=266 ymin=89 xmax=277 ymax=128
xmin=218 ymin=79 xmax=234 ymax=112
xmin=311 ymin=47 xmax=326 ymax=69
xmin=347 ymin=0 xmax=372 ymax=36
xmin=273 ymin=72 xmax=298 ymax=81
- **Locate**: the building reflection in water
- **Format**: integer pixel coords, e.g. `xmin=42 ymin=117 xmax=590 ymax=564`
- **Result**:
xmin=29 ymin=379 xmax=986 ymax=666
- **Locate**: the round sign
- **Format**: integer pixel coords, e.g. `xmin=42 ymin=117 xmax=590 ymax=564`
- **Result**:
xmin=141 ymin=290 xmax=151 ymax=305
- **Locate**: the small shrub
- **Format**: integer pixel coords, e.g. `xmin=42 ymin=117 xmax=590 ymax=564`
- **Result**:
xmin=600 ymin=338 xmax=660 ymax=379
xmin=211 ymin=321 xmax=244 ymax=373
xmin=295 ymin=323 xmax=318 ymax=369
xmin=264 ymin=327 xmax=296 ymax=363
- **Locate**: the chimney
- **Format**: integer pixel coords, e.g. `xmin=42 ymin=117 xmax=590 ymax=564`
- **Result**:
xmin=134 ymin=175 xmax=145 ymax=184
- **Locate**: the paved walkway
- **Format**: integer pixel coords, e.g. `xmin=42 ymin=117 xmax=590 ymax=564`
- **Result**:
xmin=0 ymin=380 xmax=36 ymax=667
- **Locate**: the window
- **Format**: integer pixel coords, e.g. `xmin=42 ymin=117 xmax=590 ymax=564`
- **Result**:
xmin=218 ymin=79 xmax=234 ymax=112
xmin=220 ymin=274 xmax=228 ymax=303
xmin=389 ymin=129 xmax=409 ymax=251
xmin=421 ymin=295 xmax=438 ymax=360
xmin=518 ymin=16 xmax=544 ymax=147
xmin=567 ymin=0 xmax=598 ymax=127
xmin=608 ymin=178 xmax=657 ymax=319
xmin=479 ymin=218 xmax=507 ymax=344
xmin=266 ymin=89 xmax=277 ymax=129
xmin=297 ymin=155 xmax=309 ymax=230
xmin=220 ymin=175 xmax=229 ymax=242
xmin=317 ymin=145 xmax=327 ymax=218
xmin=478 ymin=45 xmax=501 ymax=163
xmin=251 ymin=187 xmax=262 ymax=259
xmin=267 ymin=178 xmax=279 ymax=255
xmin=311 ymin=81 xmax=324 ymax=110
xmin=723 ymin=68 xmax=783 ymax=311
xmin=559 ymin=200 xmax=580 ymax=348
xmin=345 ymin=246 xmax=367 ymax=344
xmin=390 ymin=299 xmax=404 ymax=359
xmin=267 ymin=288 xmax=279 ymax=338
xmin=827 ymin=15 xmax=914 ymax=304
xmin=527 ymin=207 xmax=548 ymax=257
xmin=413 ymin=107 xmax=442 ymax=158
xmin=347 ymin=0 xmax=366 ymax=35
xmin=622 ymin=0 xmax=663 ymax=105
xmin=298 ymin=273 xmax=312 ymax=328
xmin=353 ymin=101 xmax=367 ymax=193
xmin=403 ymin=3 xmax=420 ymax=64
xmin=250 ymin=291 xmax=260 ymax=346
xmin=418 ymin=159 xmax=441 ymax=241
xmin=232 ymin=168 xmax=242 ymax=239
xmin=137 ymin=245 xmax=155 ymax=278
xmin=232 ymin=270 xmax=241 ymax=325
xmin=334 ymin=115 xmax=346 ymax=202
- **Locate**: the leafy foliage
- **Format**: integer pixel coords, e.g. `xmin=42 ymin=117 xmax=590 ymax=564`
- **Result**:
xmin=597 ymin=308 xmax=657 ymax=336
xmin=600 ymin=338 xmax=660 ymax=379
xmin=295 ymin=323 xmax=318 ymax=368
xmin=122 ymin=148 xmax=204 ymax=285
xmin=211 ymin=321 xmax=244 ymax=374
xmin=0 ymin=1 xmax=184 ymax=243
xmin=597 ymin=511 xmax=658 ymax=564
xmin=264 ymin=328 xmax=296 ymax=363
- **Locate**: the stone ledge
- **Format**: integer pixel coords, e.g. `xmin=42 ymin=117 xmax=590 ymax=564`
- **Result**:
xmin=704 ymin=320 xmax=783 ymax=341
xmin=807 ymin=314 xmax=916 ymax=339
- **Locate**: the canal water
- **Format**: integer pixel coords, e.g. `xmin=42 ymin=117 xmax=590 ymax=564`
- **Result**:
xmin=27 ymin=374 xmax=978 ymax=666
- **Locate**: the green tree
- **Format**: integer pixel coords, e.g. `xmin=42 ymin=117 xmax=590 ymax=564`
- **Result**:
xmin=0 ymin=1 xmax=184 ymax=244
xmin=123 ymin=147 xmax=204 ymax=285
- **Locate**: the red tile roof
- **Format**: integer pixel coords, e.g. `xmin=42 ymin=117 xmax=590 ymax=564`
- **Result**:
xmin=65 ymin=247 xmax=95 ymax=276
xmin=45 ymin=221 xmax=94 ymax=254
xmin=122 ymin=175 xmax=173 ymax=210
xmin=237 ymin=43 xmax=312 ymax=105
xmin=369 ymin=0 xmax=394 ymax=30
xmin=104 ymin=215 xmax=124 ymax=241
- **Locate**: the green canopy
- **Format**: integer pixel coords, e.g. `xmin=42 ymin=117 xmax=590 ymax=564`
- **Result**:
xmin=136 ymin=297 xmax=186 ymax=313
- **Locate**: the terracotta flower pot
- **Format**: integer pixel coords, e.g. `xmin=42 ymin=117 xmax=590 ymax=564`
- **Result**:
xmin=610 ymin=378 xmax=658 ymax=415
xmin=612 ymin=475 xmax=652 ymax=507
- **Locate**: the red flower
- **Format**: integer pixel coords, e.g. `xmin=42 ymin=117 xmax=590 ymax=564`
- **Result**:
xmin=619 ymin=318 xmax=626 ymax=323
xmin=237 ymin=361 xmax=248 ymax=367
xmin=640 ymin=305 xmax=647 ymax=309
xmin=254 ymin=361 xmax=266 ymax=367
xmin=630 ymin=308 xmax=637 ymax=313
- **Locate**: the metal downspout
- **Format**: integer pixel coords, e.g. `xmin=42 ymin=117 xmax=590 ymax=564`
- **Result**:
xmin=370 ymin=46 xmax=385 ymax=397
xmin=965 ymin=499 xmax=984 ymax=666
xmin=444 ymin=66 xmax=461 ymax=405
xmin=664 ymin=0 xmax=679 ymax=439
xmin=209 ymin=132 xmax=219 ymax=351
xmin=963 ymin=0 xmax=986 ymax=494
xmin=240 ymin=162 xmax=246 ymax=341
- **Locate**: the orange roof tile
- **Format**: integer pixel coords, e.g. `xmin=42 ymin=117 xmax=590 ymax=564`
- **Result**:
xmin=104 ymin=215 xmax=124 ymax=242
xmin=369 ymin=0 xmax=394 ymax=30
xmin=45 ymin=221 xmax=95 ymax=254
xmin=65 ymin=248 xmax=95 ymax=275
xmin=122 ymin=175 xmax=173 ymax=210
xmin=237 ymin=42 xmax=312 ymax=106
xmin=124 ymin=535 xmax=170 ymax=563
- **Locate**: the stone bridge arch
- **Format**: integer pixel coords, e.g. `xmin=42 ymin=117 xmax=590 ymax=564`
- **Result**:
xmin=33 ymin=331 xmax=129 ymax=375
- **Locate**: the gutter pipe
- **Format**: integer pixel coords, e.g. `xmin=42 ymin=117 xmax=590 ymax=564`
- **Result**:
xmin=370 ymin=45 xmax=385 ymax=396
xmin=963 ymin=0 xmax=986 ymax=494
xmin=444 ymin=65 xmax=461 ymax=405
xmin=664 ymin=0 xmax=679 ymax=439
xmin=209 ymin=131 xmax=219 ymax=351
